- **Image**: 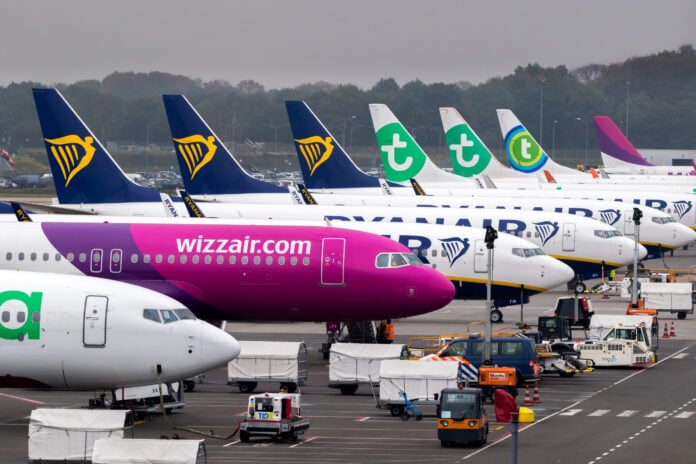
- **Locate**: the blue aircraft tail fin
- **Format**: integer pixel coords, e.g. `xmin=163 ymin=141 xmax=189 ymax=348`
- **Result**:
xmin=163 ymin=95 xmax=285 ymax=195
xmin=285 ymin=100 xmax=401 ymax=190
xmin=32 ymin=88 xmax=161 ymax=204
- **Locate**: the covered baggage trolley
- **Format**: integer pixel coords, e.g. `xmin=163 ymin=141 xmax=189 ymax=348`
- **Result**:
xmin=92 ymin=438 xmax=206 ymax=464
xmin=28 ymin=408 xmax=133 ymax=463
xmin=329 ymin=342 xmax=405 ymax=395
xmin=228 ymin=341 xmax=308 ymax=393
xmin=378 ymin=359 xmax=460 ymax=417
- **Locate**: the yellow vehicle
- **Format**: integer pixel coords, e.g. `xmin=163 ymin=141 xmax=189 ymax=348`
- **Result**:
xmin=437 ymin=386 xmax=488 ymax=447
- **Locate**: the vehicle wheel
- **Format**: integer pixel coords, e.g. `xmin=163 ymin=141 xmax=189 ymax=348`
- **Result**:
xmin=401 ymin=413 xmax=410 ymax=421
xmin=480 ymin=425 xmax=488 ymax=445
xmin=184 ymin=381 xmax=195 ymax=392
xmin=575 ymin=282 xmax=586 ymax=294
xmin=678 ymin=311 xmax=687 ymax=320
xmin=441 ymin=440 xmax=450 ymax=448
xmin=415 ymin=414 xmax=422 ymax=421
xmin=239 ymin=430 xmax=250 ymax=443
xmin=390 ymin=406 xmax=403 ymax=417
xmin=558 ymin=370 xmax=576 ymax=378
xmin=239 ymin=382 xmax=256 ymax=394
xmin=339 ymin=385 xmax=358 ymax=395
xmin=490 ymin=309 xmax=503 ymax=323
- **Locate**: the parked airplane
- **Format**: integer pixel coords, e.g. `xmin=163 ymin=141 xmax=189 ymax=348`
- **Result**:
xmin=285 ymin=100 xmax=405 ymax=192
xmin=0 ymin=219 xmax=455 ymax=322
xmin=0 ymin=270 xmax=240 ymax=390
xmin=497 ymin=109 xmax=696 ymax=192
xmin=594 ymin=115 xmax=696 ymax=176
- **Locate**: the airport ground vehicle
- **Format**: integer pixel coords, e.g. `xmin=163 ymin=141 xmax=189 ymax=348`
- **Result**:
xmin=575 ymin=315 xmax=656 ymax=367
xmin=90 ymin=382 xmax=185 ymax=417
xmin=543 ymin=296 xmax=595 ymax=329
xmin=426 ymin=334 xmax=540 ymax=385
xmin=437 ymin=387 xmax=488 ymax=447
xmin=238 ymin=392 xmax=310 ymax=442
xmin=526 ymin=317 xmax=593 ymax=377
xmin=227 ymin=341 xmax=308 ymax=393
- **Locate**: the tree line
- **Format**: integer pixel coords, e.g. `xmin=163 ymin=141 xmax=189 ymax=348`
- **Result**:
xmin=0 ymin=45 xmax=694 ymax=174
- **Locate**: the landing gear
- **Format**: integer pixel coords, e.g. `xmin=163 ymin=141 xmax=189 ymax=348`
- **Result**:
xmin=490 ymin=309 xmax=503 ymax=323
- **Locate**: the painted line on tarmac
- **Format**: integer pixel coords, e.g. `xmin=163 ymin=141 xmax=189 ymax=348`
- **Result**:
xmin=0 ymin=392 xmax=45 ymax=405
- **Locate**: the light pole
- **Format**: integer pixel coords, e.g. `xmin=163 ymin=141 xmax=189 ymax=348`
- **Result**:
xmin=483 ymin=225 xmax=498 ymax=365
xmin=265 ymin=123 xmax=289 ymax=153
xmin=625 ymin=81 xmax=631 ymax=137
xmin=576 ymin=117 xmax=589 ymax=168
xmin=349 ymin=124 xmax=364 ymax=154
xmin=145 ymin=121 xmax=164 ymax=172
xmin=341 ymin=116 xmax=356 ymax=147
xmin=551 ymin=120 xmax=558 ymax=160
xmin=0 ymin=118 xmax=15 ymax=148
xmin=539 ymin=77 xmax=546 ymax=147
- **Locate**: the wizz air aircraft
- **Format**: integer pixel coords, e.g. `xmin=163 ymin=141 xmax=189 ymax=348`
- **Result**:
xmin=0 ymin=270 xmax=240 ymax=390
xmin=0 ymin=220 xmax=455 ymax=322
xmin=594 ymin=115 xmax=696 ymax=176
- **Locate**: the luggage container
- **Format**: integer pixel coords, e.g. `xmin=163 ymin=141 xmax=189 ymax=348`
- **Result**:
xmin=228 ymin=341 xmax=308 ymax=393
xmin=328 ymin=342 xmax=405 ymax=394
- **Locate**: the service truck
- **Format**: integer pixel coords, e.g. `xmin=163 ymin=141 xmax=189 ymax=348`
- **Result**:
xmin=640 ymin=281 xmax=694 ymax=320
xmin=574 ymin=315 xmax=656 ymax=367
xmin=238 ymin=392 xmax=310 ymax=442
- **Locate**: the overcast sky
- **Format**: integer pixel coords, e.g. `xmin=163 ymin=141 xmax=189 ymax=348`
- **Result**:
xmin=2 ymin=0 xmax=694 ymax=89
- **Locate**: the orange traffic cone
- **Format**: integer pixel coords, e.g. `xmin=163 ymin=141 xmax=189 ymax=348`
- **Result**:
xmin=523 ymin=384 xmax=532 ymax=406
xmin=532 ymin=382 xmax=541 ymax=403
xmin=662 ymin=322 xmax=670 ymax=338
xmin=670 ymin=321 xmax=676 ymax=338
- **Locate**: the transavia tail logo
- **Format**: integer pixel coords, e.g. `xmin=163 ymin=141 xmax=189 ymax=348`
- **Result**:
xmin=533 ymin=221 xmax=559 ymax=246
xmin=505 ymin=125 xmax=547 ymax=173
xmin=0 ymin=290 xmax=42 ymax=341
xmin=173 ymin=135 xmax=217 ymax=180
xmin=295 ymin=136 xmax=334 ymax=176
xmin=445 ymin=125 xmax=491 ymax=177
xmin=375 ymin=123 xmax=425 ymax=182
xmin=598 ymin=209 xmax=621 ymax=226
xmin=439 ymin=237 xmax=470 ymax=266
xmin=44 ymin=135 xmax=96 ymax=187
xmin=673 ymin=200 xmax=693 ymax=219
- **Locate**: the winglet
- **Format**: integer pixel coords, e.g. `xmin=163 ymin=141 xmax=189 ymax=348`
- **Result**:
xmin=379 ymin=178 xmax=393 ymax=195
xmin=178 ymin=190 xmax=206 ymax=217
xmin=160 ymin=193 xmax=181 ymax=217
xmin=10 ymin=202 xmax=32 ymax=222
xmin=543 ymin=170 xmax=557 ymax=183
xmin=409 ymin=178 xmax=427 ymax=196
xmin=295 ymin=183 xmax=318 ymax=205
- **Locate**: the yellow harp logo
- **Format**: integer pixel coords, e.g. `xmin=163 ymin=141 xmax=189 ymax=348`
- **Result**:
xmin=44 ymin=135 xmax=97 ymax=187
xmin=173 ymin=135 xmax=217 ymax=180
xmin=295 ymin=136 xmax=334 ymax=176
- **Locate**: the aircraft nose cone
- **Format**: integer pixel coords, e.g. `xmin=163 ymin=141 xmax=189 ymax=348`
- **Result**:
xmin=637 ymin=243 xmax=648 ymax=260
xmin=200 ymin=322 xmax=241 ymax=370
xmin=423 ymin=270 xmax=456 ymax=311
xmin=554 ymin=260 xmax=576 ymax=285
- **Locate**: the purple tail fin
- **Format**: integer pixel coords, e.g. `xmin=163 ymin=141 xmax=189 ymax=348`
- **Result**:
xmin=593 ymin=116 xmax=653 ymax=166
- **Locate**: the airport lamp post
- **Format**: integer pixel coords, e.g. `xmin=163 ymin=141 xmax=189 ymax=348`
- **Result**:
xmin=484 ymin=226 xmax=498 ymax=364
xmin=631 ymin=207 xmax=643 ymax=308
xmin=341 ymin=116 xmax=356 ymax=148
xmin=539 ymin=77 xmax=545 ymax=147
xmin=265 ymin=123 xmax=288 ymax=153
xmin=576 ymin=117 xmax=589 ymax=168
xmin=551 ymin=120 xmax=558 ymax=160
xmin=0 ymin=118 xmax=14 ymax=148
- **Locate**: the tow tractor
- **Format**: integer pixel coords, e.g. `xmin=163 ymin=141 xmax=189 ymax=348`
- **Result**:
xmin=437 ymin=386 xmax=489 ymax=447
xmin=238 ymin=392 xmax=310 ymax=443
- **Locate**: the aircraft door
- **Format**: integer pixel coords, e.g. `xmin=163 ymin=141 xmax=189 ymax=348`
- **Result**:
xmin=624 ymin=211 xmax=636 ymax=237
xmin=83 ymin=295 xmax=108 ymax=347
xmin=562 ymin=223 xmax=576 ymax=252
xmin=320 ymin=238 xmax=345 ymax=286
xmin=473 ymin=240 xmax=487 ymax=273
xmin=90 ymin=248 xmax=103 ymax=273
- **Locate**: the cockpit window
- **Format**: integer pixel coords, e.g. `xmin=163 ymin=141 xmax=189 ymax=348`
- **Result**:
xmin=160 ymin=309 xmax=178 ymax=324
xmin=143 ymin=309 xmax=161 ymax=323
xmin=652 ymin=216 xmax=676 ymax=224
xmin=512 ymin=247 xmax=546 ymax=258
xmin=594 ymin=229 xmax=623 ymax=239
xmin=174 ymin=308 xmax=196 ymax=320
xmin=376 ymin=252 xmax=424 ymax=268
